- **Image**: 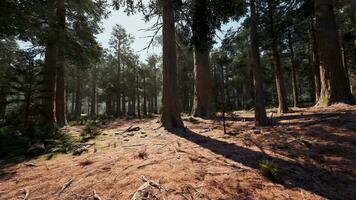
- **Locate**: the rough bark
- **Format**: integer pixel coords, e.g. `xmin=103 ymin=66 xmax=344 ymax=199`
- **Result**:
xmin=74 ymin=66 xmax=81 ymax=120
xmin=287 ymin=30 xmax=299 ymax=107
xmin=55 ymin=0 xmax=66 ymax=126
xmin=250 ymin=0 xmax=267 ymax=126
xmin=161 ymin=0 xmax=184 ymax=129
xmin=315 ymin=0 xmax=354 ymax=106
xmin=310 ymin=18 xmax=321 ymax=103
xmin=267 ymin=0 xmax=288 ymax=114
xmin=40 ymin=0 xmax=57 ymax=126
xmin=191 ymin=47 xmax=210 ymax=117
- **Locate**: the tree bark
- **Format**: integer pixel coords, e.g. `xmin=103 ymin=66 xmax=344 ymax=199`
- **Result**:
xmin=116 ymin=44 xmax=122 ymax=117
xmin=137 ymin=67 xmax=141 ymax=118
xmin=40 ymin=0 xmax=57 ymax=126
xmin=161 ymin=0 xmax=184 ymax=129
xmin=74 ymin=66 xmax=81 ymax=120
xmin=55 ymin=0 xmax=66 ymax=126
xmin=90 ymin=65 xmax=97 ymax=117
xmin=267 ymin=0 xmax=288 ymax=113
xmin=287 ymin=29 xmax=299 ymax=107
xmin=315 ymin=0 xmax=354 ymax=106
xmin=153 ymin=65 xmax=158 ymax=113
xmin=143 ymin=72 xmax=147 ymax=116
xmin=250 ymin=0 xmax=267 ymax=126
xmin=310 ymin=18 xmax=321 ymax=103
xmin=191 ymin=47 xmax=210 ymax=117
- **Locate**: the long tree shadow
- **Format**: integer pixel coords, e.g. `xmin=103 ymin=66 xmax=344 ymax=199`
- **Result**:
xmin=170 ymin=128 xmax=355 ymax=200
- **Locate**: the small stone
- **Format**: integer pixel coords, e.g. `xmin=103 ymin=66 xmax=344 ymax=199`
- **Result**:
xmin=123 ymin=138 xmax=129 ymax=141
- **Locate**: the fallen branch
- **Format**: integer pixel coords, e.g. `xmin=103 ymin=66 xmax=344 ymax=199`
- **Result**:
xmin=122 ymin=144 xmax=144 ymax=148
xmin=23 ymin=162 xmax=36 ymax=167
xmin=137 ymin=160 xmax=160 ymax=169
xmin=131 ymin=175 xmax=161 ymax=200
xmin=22 ymin=188 xmax=29 ymax=200
xmin=174 ymin=147 xmax=181 ymax=159
xmin=121 ymin=126 xmax=141 ymax=134
xmin=58 ymin=178 xmax=74 ymax=196
xmin=93 ymin=190 xmax=102 ymax=200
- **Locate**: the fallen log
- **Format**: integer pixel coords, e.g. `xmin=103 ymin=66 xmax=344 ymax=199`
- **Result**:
xmin=58 ymin=178 xmax=74 ymax=196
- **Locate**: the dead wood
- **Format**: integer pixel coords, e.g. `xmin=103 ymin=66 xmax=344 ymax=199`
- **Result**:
xmin=131 ymin=175 xmax=161 ymax=200
xmin=21 ymin=188 xmax=29 ymax=200
xmin=93 ymin=190 xmax=102 ymax=200
xmin=137 ymin=160 xmax=160 ymax=169
xmin=121 ymin=126 xmax=141 ymax=134
xmin=122 ymin=144 xmax=144 ymax=148
xmin=23 ymin=162 xmax=36 ymax=167
xmin=58 ymin=178 xmax=74 ymax=196
xmin=72 ymin=144 xmax=93 ymax=156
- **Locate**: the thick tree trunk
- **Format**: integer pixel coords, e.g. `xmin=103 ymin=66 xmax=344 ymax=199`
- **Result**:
xmin=250 ymin=0 xmax=267 ymax=126
xmin=268 ymin=0 xmax=288 ymax=114
xmin=161 ymin=0 xmax=184 ymax=129
xmin=74 ymin=67 xmax=81 ymax=120
xmin=288 ymin=30 xmax=299 ymax=107
xmin=308 ymin=55 xmax=316 ymax=103
xmin=55 ymin=0 xmax=66 ymax=126
xmin=191 ymin=47 xmax=210 ymax=117
xmin=310 ymin=18 xmax=321 ymax=103
xmin=40 ymin=0 xmax=57 ymax=126
xmin=315 ymin=0 xmax=354 ymax=106
xmin=71 ymin=91 xmax=75 ymax=116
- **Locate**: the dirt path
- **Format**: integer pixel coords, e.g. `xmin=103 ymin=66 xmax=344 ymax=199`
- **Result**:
xmin=1 ymin=104 xmax=355 ymax=200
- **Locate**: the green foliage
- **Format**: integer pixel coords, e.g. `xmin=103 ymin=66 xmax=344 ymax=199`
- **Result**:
xmin=80 ymin=121 xmax=101 ymax=142
xmin=258 ymin=160 xmax=280 ymax=182
xmin=0 ymin=126 xmax=28 ymax=158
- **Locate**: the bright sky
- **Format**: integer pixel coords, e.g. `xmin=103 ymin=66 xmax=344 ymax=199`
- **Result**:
xmin=96 ymin=4 xmax=236 ymax=62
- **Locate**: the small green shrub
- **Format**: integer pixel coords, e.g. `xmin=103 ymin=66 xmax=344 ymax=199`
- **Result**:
xmin=258 ymin=160 xmax=279 ymax=182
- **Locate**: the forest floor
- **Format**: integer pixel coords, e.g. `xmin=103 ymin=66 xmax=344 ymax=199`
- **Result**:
xmin=0 ymin=104 xmax=356 ymax=200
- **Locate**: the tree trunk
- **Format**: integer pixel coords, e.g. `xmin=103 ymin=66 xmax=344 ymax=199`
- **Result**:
xmin=40 ymin=0 xmax=57 ymax=126
xmin=71 ymin=91 xmax=75 ymax=116
xmin=90 ymin=66 xmax=97 ymax=117
xmin=137 ymin=68 xmax=141 ymax=118
xmin=55 ymin=0 xmax=66 ymax=126
xmin=106 ymin=94 xmax=112 ymax=115
xmin=116 ymin=44 xmax=121 ymax=117
xmin=310 ymin=18 xmax=321 ymax=103
xmin=287 ymin=29 xmax=299 ymax=107
xmin=74 ymin=67 xmax=81 ymax=120
xmin=154 ymin=66 xmax=158 ymax=113
xmin=161 ymin=0 xmax=184 ymax=129
xmin=250 ymin=0 xmax=267 ymax=126
xmin=268 ymin=0 xmax=288 ymax=114
xmin=315 ymin=0 xmax=354 ymax=106
xmin=191 ymin=47 xmax=210 ymax=117
xmin=143 ymin=73 xmax=147 ymax=116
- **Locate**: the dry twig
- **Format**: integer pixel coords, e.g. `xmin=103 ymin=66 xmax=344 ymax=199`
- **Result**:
xmin=58 ymin=178 xmax=74 ymax=196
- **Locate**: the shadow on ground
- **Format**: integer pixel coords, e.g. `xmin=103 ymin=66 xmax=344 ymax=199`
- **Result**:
xmin=170 ymin=125 xmax=355 ymax=200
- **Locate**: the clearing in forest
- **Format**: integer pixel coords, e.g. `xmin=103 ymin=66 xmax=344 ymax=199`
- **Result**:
xmin=0 ymin=104 xmax=355 ymax=200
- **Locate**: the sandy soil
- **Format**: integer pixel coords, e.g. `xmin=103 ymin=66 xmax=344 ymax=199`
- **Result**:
xmin=0 ymin=104 xmax=355 ymax=200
